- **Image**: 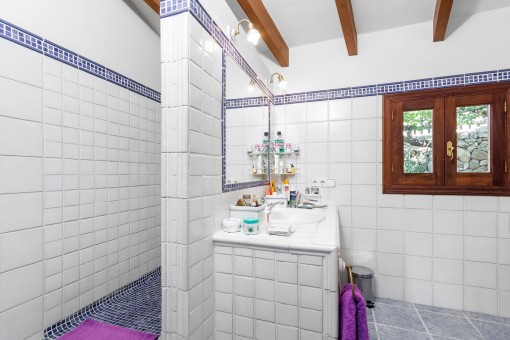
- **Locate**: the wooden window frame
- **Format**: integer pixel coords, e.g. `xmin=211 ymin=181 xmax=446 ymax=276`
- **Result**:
xmin=383 ymin=83 xmax=510 ymax=196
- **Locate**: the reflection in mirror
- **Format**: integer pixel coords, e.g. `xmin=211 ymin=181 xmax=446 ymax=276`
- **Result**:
xmin=224 ymin=55 xmax=270 ymax=188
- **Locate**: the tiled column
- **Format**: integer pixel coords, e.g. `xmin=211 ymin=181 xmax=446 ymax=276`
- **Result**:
xmin=161 ymin=7 xmax=223 ymax=339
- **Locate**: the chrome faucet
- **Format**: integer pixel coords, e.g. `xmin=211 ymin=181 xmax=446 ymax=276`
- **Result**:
xmin=265 ymin=201 xmax=284 ymax=223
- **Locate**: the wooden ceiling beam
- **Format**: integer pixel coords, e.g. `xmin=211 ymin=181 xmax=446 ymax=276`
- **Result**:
xmin=237 ymin=0 xmax=289 ymax=67
xmin=335 ymin=0 xmax=357 ymax=56
xmin=433 ymin=0 xmax=454 ymax=42
xmin=144 ymin=0 xmax=160 ymax=14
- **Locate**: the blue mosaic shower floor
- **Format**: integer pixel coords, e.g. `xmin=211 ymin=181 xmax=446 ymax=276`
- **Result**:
xmin=44 ymin=268 xmax=161 ymax=339
xmin=368 ymin=297 xmax=510 ymax=339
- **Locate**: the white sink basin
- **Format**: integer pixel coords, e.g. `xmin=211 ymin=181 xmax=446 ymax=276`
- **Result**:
xmin=270 ymin=208 xmax=325 ymax=225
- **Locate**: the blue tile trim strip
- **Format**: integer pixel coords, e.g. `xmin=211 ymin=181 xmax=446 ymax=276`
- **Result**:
xmin=44 ymin=268 xmax=161 ymax=339
xmin=160 ymin=0 xmax=274 ymax=101
xmin=225 ymin=97 xmax=269 ymax=109
xmin=0 ymin=18 xmax=161 ymax=103
xmin=274 ymin=69 xmax=510 ymax=105
xmin=222 ymin=50 xmax=227 ymax=192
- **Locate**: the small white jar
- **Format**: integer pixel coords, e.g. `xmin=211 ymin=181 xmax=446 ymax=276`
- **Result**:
xmin=223 ymin=218 xmax=241 ymax=233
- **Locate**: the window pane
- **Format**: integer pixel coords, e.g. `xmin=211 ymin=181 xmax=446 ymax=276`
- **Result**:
xmin=456 ymin=105 xmax=490 ymax=173
xmin=403 ymin=109 xmax=433 ymax=173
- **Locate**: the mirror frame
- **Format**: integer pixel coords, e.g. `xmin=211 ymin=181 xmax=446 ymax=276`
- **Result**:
xmin=221 ymin=50 xmax=274 ymax=192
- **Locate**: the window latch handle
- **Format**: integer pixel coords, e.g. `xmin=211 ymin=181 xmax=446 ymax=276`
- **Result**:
xmin=446 ymin=141 xmax=455 ymax=161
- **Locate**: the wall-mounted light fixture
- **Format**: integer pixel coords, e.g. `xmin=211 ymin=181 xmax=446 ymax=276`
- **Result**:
xmin=231 ymin=19 xmax=261 ymax=45
xmin=247 ymin=79 xmax=257 ymax=93
xmin=269 ymin=72 xmax=287 ymax=90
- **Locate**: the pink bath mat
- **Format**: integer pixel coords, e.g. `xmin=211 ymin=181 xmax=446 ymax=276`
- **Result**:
xmin=58 ymin=319 xmax=158 ymax=340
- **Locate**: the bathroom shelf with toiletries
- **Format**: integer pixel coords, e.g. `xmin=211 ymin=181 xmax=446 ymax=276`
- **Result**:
xmin=245 ymin=131 xmax=301 ymax=179
xmin=250 ymin=170 xmax=294 ymax=176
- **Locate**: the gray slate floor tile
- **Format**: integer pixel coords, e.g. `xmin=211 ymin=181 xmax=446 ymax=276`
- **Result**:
xmin=464 ymin=311 xmax=510 ymax=325
xmin=377 ymin=325 xmax=430 ymax=340
xmin=367 ymin=308 xmax=374 ymax=323
xmin=471 ymin=319 xmax=510 ymax=340
xmin=368 ymin=322 xmax=377 ymax=340
xmin=414 ymin=303 xmax=463 ymax=317
xmin=374 ymin=297 xmax=414 ymax=308
xmin=373 ymin=303 xmax=426 ymax=332
xmin=419 ymin=311 xmax=483 ymax=340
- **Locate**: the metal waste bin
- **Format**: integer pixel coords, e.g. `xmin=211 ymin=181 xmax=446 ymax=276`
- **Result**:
xmin=349 ymin=266 xmax=375 ymax=308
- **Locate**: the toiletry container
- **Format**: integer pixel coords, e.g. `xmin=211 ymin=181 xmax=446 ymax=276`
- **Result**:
xmin=275 ymin=131 xmax=285 ymax=153
xmin=223 ymin=218 xmax=241 ymax=233
xmin=242 ymin=218 xmax=260 ymax=235
xmin=289 ymin=187 xmax=296 ymax=208
xmin=230 ymin=204 xmax=266 ymax=222
xmin=265 ymin=194 xmax=288 ymax=208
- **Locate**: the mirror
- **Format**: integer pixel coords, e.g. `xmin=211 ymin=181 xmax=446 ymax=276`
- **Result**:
xmin=224 ymin=55 xmax=270 ymax=191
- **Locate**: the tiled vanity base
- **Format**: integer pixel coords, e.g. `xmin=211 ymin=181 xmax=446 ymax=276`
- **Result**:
xmin=44 ymin=268 xmax=161 ymax=339
xmin=214 ymin=246 xmax=339 ymax=339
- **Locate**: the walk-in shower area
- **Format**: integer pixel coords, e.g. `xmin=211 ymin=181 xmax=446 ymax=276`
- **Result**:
xmin=0 ymin=1 xmax=161 ymax=338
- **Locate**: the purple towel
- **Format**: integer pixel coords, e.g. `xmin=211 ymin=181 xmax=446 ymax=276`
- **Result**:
xmin=57 ymin=319 xmax=158 ymax=340
xmin=340 ymin=284 xmax=370 ymax=340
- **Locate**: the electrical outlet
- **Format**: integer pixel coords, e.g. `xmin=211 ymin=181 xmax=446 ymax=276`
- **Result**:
xmin=311 ymin=178 xmax=336 ymax=187
xmin=312 ymin=178 xmax=327 ymax=187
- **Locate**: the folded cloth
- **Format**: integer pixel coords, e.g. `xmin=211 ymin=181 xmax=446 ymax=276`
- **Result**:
xmin=268 ymin=225 xmax=295 ymax=236
xmin=339 ymin=284 xmax=370 ymax=340
xmin=57 ymin=319 xmax=158 ymax=340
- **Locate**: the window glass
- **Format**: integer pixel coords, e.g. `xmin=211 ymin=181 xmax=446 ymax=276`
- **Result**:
xmin=456 ymin=105 xmax=490 ymax=173
xmin=403 ymin=109 xmax=433 ymax=174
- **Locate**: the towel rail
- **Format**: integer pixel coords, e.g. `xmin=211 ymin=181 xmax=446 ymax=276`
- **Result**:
xmin=346 ymin=265 xmax=355 ymax=300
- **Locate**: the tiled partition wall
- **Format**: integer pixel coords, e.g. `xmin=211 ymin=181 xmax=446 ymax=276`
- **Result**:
xmin=272 ymin=96 xmax=510 ymax=317
xmin=160 ymin=12 xmax=222 ymax=339
xmin=0 ymin=36 xmax=161 ymax=338
xmin=160 ymin=7 xmax=268 ymax=339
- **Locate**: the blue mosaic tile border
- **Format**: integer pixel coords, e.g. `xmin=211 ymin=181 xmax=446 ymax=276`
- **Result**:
xmin=0 ymin=18 xmax=161 ymax=103
xmin=44 ymin=268 xmax=161 ymax=339
xmin=273 ymin=69 xmax=510 ymax=105
xmin=160 ymin=0 xmax=273 ymax=101
xmin=225 ymin=96 xmax=269 ymax=109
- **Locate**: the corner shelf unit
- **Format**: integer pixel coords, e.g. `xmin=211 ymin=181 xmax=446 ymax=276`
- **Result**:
xmin=247 ymin=146 xmax=299 ymax=178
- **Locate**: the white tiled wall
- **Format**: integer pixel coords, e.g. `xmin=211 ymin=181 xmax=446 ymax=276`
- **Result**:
xmin=273 ymin=96 xmax=510 ymax=317
xmin=0 ymin=38 xmax=161 ymax=339
xmin=214 ymin=246 xmax=339 ymax=340
xmin=160 ymin=12 xmax=268 ymax=339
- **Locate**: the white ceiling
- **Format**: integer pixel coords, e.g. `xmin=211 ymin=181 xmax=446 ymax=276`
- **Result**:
xmin=126 ymin=0 xmax=510 ymax=60
xmin=259 ymin=0 xmax=510 ymax=49
xmin=124 ymin=0 xmax=160 ymax=34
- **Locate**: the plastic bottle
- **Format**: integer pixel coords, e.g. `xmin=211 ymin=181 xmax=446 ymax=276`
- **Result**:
xmin=289 ymin=187 xmax=296 ymax=208
xmin=275 ymin=131 xmax=285 ymax=153
xmin=262 ymin=132 xmax=270 ymax=152
xmin=284 ymin=179 xmax=290 ymax=201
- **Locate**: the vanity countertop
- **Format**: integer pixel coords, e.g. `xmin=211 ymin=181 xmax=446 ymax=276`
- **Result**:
xmin=213 ymin=206 xmax=339 ymax=256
